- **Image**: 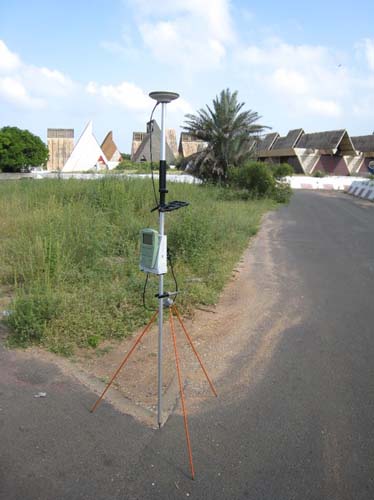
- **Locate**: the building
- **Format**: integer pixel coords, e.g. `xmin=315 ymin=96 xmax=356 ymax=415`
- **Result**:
xmin=101 ymin=131 xmax=122 ymax=168
xmin=62 ymin=121 xmax=108 ymax=172
xmin=351 ymin=135 xmax=374 ymax=175
xmin=131 ymin=120 xmax=176 ymax=163
xmin=256 ymin=128 xmax=374 ymax=176
xmin=166 ymin=129 xmax=178 ymax=158
xmin=131 ymin=132 xmax=146 ymax=159
xmin=178 ymin=133 xmax=208 ymax=158
xmin=47 ymin=128 xmax=74 ymax=171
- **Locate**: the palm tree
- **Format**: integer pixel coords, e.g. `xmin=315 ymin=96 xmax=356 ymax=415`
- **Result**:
xmin=182 ymin=89 xmax=269 ymax=181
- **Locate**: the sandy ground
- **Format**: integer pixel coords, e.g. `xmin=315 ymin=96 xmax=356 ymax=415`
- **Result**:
xmin=0 ymin=211 xmax=288 ymax=427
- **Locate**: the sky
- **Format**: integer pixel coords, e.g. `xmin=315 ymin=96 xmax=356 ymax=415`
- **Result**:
xmin=1 ymin=0 xmax=374 ymax=152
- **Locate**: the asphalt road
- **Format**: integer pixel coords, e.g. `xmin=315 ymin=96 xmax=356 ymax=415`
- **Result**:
xmin=1 ymin=190 xmax=374 ymax=499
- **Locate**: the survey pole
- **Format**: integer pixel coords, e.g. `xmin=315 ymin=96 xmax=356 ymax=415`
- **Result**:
xmin=157 ymin=101 xmax=167 ymax=428
xmin=148 ymin=91 xmax=179 ymax=428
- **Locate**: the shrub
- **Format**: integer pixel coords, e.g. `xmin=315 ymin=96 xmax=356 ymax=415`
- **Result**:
xmin=228 ymin=161 xmax=276 ymax=198
xmin=7 ymin=289 xmax=61 ymax=346
xmin=228 ymin=161 xmax=293 ymax=203
xmin=115 ymin=160 xmax=137 ymax=170
xmin=271 ymin=163 xmax=294 ymax=179
xmin=313 ymin=170 xmax=325 ymax=177
xmin=0 ymin=126 xmax=49 ymax=172
xmin=115 ymin=160 xmax=160 ymax=171
xmin=272 ymin=182 xmax=292 ymax=203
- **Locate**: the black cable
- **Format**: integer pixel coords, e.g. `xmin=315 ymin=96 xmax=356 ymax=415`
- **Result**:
xmin=143 ymin=272 xmax=157 ymax=311
xmin=149 ymin=101 xmax=160 ymax=208
xmin=167 ymin=250 xmax=179 ymax=303
xmin=142 ymin=272 xmax=149 ymax=309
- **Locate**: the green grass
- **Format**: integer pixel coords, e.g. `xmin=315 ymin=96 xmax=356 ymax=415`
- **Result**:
xmin=0 ymin=177 xmax=277 ymax=355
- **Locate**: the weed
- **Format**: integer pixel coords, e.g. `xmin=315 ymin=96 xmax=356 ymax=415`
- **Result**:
xmin=0 ymin=178 xmax=278 ymax=354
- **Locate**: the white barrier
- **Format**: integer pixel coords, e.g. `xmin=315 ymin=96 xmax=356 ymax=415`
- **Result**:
xmin=346 ymin=179 xmax=374 ymax=200
xmin=286 ymin=176 xmax=365 ymax=191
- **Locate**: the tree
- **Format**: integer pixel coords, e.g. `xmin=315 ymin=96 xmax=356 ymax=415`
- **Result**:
xmin=182 ymin=89 xmax=269 ymax=181
xmin=0 ymin=126 xmax=49 ymax=172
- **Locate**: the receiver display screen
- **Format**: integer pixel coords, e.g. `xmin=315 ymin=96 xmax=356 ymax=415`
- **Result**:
xmin=143 ymin=233 xmax=153 ymax=245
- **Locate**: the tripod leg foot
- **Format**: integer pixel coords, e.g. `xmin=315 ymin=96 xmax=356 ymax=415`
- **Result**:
xmin=169 ymin=310 xmax=195 ymax=480
xmin=172 ymin=305 xmax=217 ymax=398
xmin=90 ymin=310 xmax=159 ymax=413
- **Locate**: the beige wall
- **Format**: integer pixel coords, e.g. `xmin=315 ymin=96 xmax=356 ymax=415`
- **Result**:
xmin=47 ymin=138 xmax=74 ymax=171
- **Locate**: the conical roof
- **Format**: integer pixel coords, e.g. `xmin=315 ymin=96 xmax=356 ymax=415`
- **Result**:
xmin=101 ymin=131 xmax=122 ymax=163
xmin=62 ymin=121 xmax=108 ymax=172
xmin=132 ymin=120 xmax=176 ymax=163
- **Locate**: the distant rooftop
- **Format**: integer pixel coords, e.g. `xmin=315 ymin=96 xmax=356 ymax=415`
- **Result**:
xmin=351 ymin=135 xmax=374 ymax=153
xmin=296 ymin=130 xmax=346 ymax=150
xmin=272 ymin=129 xmax=304 ymax=150
xmin=47 ymin=128 xmax=74 ymax=139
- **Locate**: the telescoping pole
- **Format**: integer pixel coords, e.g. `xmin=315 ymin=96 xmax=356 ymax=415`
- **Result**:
xmin=157 ymin=102 xmax=167 ymax=428
xmin=149 ymin=91 xmax=179 ymax=428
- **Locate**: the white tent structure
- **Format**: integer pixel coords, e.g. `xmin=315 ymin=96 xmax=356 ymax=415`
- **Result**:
xmin=62 ymin=121 xmax=108 ymax=172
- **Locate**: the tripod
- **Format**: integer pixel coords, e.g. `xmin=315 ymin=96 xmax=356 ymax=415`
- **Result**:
xmin=90 ymin=303 xmax=217 ymax=480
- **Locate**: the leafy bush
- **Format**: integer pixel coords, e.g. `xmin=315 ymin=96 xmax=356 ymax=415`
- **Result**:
xmin=228 ymin=161 xmax=293 ymax=203
xmin=272 ymin=182 xmax=292 ymax=203
xmin=115 ymin=160 xmax=159 ymax=171
xmin=228 ymin=161 xmax=276 ymax=197
xmin=0 ymin=126 xmax=49 ymax=172
xmin=115 ymin=160 xmax=138 ymax=170
xmin=313 ymin=170 xmax=325 ymax=177
xmin=270 ymin=163 xmax=294 ymax=179
xmin=7 ymin=288 xmax=61 ymax=346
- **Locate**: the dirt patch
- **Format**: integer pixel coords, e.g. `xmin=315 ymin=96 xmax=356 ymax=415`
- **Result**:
xmin=1 ymin=212 xmax=296 ymax=427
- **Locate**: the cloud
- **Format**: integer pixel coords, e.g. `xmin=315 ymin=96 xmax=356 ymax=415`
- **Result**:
xmin=360 ymin=38 xmax=374 ymax=71
xmin=271 ymin=68 xmax=309 ymax=95
xmin=0 ymin=37 xmax=191 ymax=144
xmin=39 ymin=67 xmax=73 ymax=87
xmin=237 ymin=38 xmax=348 ymax=118
xmin=0 ymin=39 xmax=74 ymax=108
xmin=85 ymin=80 xmax=150 ymax=110
xmin=0 ymin=40 xmax=21 ymax=72
xmin=240 ymin=39 xmax=329 ymax=68
xmin=25 ymin=66 xmax=74 ymax=98
xmin=131 ymin=0 xmax=233 ymax=40
xmin=0 ymin=77 xmax=45 ymax=108
xmin=306 ymin=98 xmax=342 ymax=117
xmin=131 ymin=0 xmax=234 ymax=71
xmin=85 ymin=80 xmax=193 ymax=115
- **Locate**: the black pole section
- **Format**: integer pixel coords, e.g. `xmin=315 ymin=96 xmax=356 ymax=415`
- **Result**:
xmin=159 ymin=159 xmax=168 ymax=206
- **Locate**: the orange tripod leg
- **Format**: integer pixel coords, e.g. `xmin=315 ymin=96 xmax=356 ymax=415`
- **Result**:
xmin=90 ymin=310 xmax=159 ymax=413
xmin=172 ymin=305 xmax=218 ymax=398
xmin=169 ymin=309 xmax=195 ymax=480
